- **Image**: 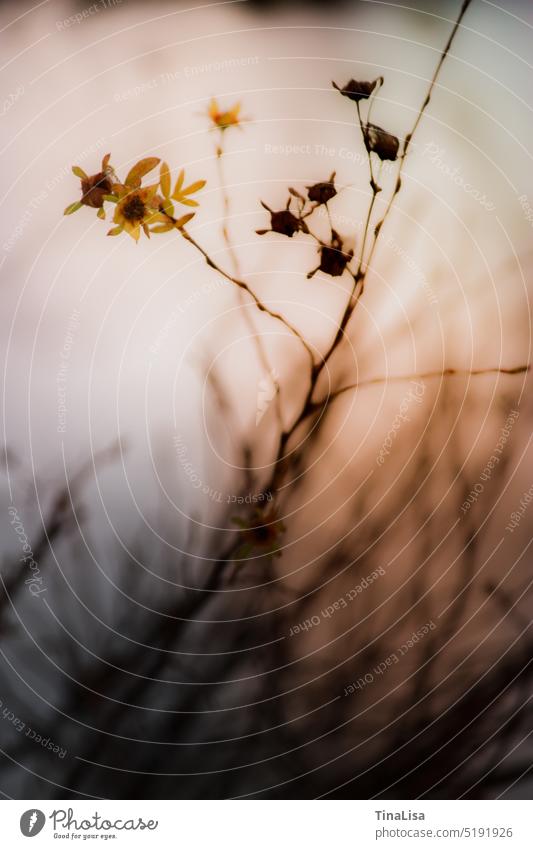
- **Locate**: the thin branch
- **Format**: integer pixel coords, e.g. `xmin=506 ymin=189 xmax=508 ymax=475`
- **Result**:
xmin=404 ymin=0 xmax=473 ymax=160
xmin=215 ymin=139 xmax=242 ymax=279
xmin=261 ymin=0 xmax=475 ymax=500
xmin=363 ymin=0 xmax=473 ymax=278
xmin=308 ymin=365 xmax=530 ymax=412
xmin=215 ymin=136 xmax=284 ymax=431
xmin=180 ymin=227 xmax=315 ymax=366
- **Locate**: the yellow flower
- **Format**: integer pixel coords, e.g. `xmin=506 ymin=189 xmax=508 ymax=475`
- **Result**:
xmin=106 ymin=157 xmax=168 ymax=241
xmin=64 ymin=154 xmax=206 ymax=238
xmin=110 ymin=183 xmax=166 ymax=242
xmin=207 ymin=97 xmax=243 ymax=131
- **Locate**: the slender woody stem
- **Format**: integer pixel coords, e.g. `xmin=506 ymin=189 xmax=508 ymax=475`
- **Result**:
xmin=180 ymin=228 xmax=316 ymax=366
xmin=216 ymin=136 xmax=284 ymax=430
xmin=262 ymin=0 xmax=475 ymax=501
xmin=307 ymin=365 xmax=531 ymax=416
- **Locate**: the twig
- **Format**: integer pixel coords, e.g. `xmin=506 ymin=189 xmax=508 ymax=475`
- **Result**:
xmin=179 ymin=228 xmax=315 ymax=367
xmin=215 ymin=136 xmax=283 ymax=431
xmin=260 ymin=0 xmax=487 ymax=500
xmin=308 ymin=364 xmax=530 ymax=412
xmin=363 ymin=0 xmax=473 ymax=278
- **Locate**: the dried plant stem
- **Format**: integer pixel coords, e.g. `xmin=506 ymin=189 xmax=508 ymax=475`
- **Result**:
xmin=261 ymin=0 xmax=478 ymax=499
xmin=180 ymin=228 xmax=315 ymax=366
xmin=363 ymin=0 xmax=473 ymax=277
xmin=322 ymin=0 xmax=472 ymax=373
xmin=192 ymin=0 xmax=517 ymax=561
xmin=215 ymin=141 xmax=242 ymax=279
xmin=307 ymin=365 xmax=531 ymax=415
xmin=295 ymin=90 xmax=381 ymax=401
xmin=353 ymin=98 xmax=380 ymax=294
xmin=216 ymin=138 xmax=283 ymax=430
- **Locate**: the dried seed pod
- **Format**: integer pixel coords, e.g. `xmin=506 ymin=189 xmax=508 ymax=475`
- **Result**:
xmin=332 ymin=78 xmax=381 ymax=103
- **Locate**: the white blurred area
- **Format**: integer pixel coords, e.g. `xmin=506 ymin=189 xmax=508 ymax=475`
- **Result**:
xmin=1 ymin=0 xmax=532 ymax=547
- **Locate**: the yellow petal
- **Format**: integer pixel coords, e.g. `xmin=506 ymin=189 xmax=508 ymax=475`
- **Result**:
xmin=150 ymin=223 xmax=174 ymax=233
xmin=72 ymin=166 xmax=87 ymax=180
xmin=160 ymin=162 xmax=171 ymax=198
xmin=112 ymin=183 xmax=128 ymax=198
xmin=174 ymin=212 xmax=195 ymax=229
xmin=140 ymin=184 xmax=159 ymax=203
xmin=178 ymin=197 xmax=199 ymax=207
xmin=125 ymin=157 xmax=161 ymax=188
xmin=208 ymin=98 xmax=219 ymax=120
xmin=172 ymin=169 xmax=185 ymax=198
xmin=64 ymin=201 xmax=83 ymax=215
xmin=97 ymin=207 xmax=106 ymax=219
xmin=101 ymin=153 xmax=111 ymax=170
xmin=146 ymin=210 xmax=169 ymax=224
xmin=182 ymin=179 xmax=206 ymax=196
xmin=113 ymin=206 xmax=124 ymax=226
xmin=161 ymin=198 xmax=174 ymax=217
xmin=122 ymin=220 xmax=141 ymax=241
xmin=107 ymin=225 xmax=123 ymax=236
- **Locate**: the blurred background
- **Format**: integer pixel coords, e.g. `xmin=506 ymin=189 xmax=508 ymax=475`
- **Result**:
xmin=0 ymin=0 xmax=532 ymax=799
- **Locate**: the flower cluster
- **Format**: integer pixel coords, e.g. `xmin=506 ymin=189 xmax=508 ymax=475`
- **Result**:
xmin=64 ymin=154 xmax=206 ymax=242
xmin=256 ymin=172 xmax=355 ymax=280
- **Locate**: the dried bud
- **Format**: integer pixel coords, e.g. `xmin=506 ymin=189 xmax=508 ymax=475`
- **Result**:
xmin=332 ymin=78 xmax=380 ymax=103
xmin=307 ymin=172 xmax=337 ymax=205
xmin=308 ymin=230 xmax=353 ymax=279
xmin=365 ymin=124 xmax=400 ymax=161
xmin=318 ymin=246 xmax=351 ymax=277
xmin=271 ymin=210 xmax=301 ymax=237
xmin=257 ymin=202 xmax=307 ymax=238
xmin=80 ymin=172 xmax=112 ymax=208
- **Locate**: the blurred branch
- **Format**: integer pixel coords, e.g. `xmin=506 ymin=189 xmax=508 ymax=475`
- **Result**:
xmin=180 ymin=228 xmax=315 ymax=367
xmin=308 ymin=364 xmax=530 ymax=412
xmin=215 ymin=134 xmax=283 ymax=434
